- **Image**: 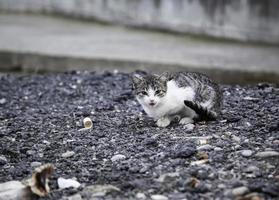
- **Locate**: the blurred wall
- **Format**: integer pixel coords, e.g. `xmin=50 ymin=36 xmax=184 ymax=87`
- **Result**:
xmin=0 ymin=0 xmax=279 ymax=44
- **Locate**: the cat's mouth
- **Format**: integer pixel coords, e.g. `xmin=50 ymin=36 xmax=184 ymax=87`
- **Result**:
xmin=149 ymin=102 xmax=156 ymax=106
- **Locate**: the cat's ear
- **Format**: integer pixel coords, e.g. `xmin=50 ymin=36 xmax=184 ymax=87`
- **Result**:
xmin=131 ymin=74 xmax=143 ymax=87
xmin=157 ymin=72 xmax=169 ymax=82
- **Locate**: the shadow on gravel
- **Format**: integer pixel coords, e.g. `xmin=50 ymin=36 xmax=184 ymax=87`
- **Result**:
xmin=0 ymin=71 xmax=278 ymax=199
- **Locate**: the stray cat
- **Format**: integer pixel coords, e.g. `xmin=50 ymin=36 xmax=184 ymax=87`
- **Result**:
xmin=132 ymin=72 xmax=222 ymax=127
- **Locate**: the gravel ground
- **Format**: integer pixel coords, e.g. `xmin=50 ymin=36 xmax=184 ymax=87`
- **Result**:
xmin=0 ymin=71 xmax=278 ymax=200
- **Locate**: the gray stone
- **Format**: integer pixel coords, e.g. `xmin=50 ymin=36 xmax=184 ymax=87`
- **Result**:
xmin=232 ymin=135 xmax=241 ymax=143
xmin=0 ymin=155 xmax=7 ymax=165
xmin=255 ymin=151 xmax=279 ymax=158
xmin=241 ymin=150 xmax=253 ymax=157
xmin=156 ymin=172 xmax=179 ymax=183
xmin=57 ymin=177 xmax=81 ymax=189
xmin=0 ymin=98 xmax=6 ymax=104
xmin=111 ymin=154 xmax=126 ymax=162
xmin=184 ymin=123 xmax=195 ymax=131
xmin=214 ymin=147 xmax=223 ymax=151
xmin=232 ymin=186 xmax=249 ymax=196
xmin=136 ymin=192 xmax=147 ymax=199
xmin=30 ymin=161 xmax=42 ymax=168
xmin=0 ymin=180 xmax=28 ymax=200
xmin=26 ymin=150 xmax=36 ymax=155
xmin=197 ymin=144 xmax=215 ymax=151
xmin=244 ymin=165 xmax=260 ymax=178
xmin=151 ymin=194 xmax=168 ymax=200
xmin=62 ymin=194 xmax=82 ymax=200
xmin=82 ymin=185 xmax=120 ymax=197
xmin=61 ymin=151 xmax=75 ymax=158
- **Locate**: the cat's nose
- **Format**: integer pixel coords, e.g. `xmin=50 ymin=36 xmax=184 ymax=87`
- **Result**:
xmin=149 ymin=99 xmax=156 ymax=106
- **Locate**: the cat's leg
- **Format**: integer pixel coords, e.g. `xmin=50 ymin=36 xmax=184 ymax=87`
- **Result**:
xmin=179 ymin=106 xmax=196 ymax=125
xmin=179 ymin=107 xmax=196 ymax=130
xmin=156 ymin=117 xmax=171 ymax=127
xmin=179 ymin=117 xmax=195 ymax=130
xmin=179 ymin=117 xmax=194 ymax=125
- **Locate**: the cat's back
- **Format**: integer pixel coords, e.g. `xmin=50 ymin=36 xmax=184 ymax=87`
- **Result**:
xmin=169 ymin=72 xmax=218 ymax=90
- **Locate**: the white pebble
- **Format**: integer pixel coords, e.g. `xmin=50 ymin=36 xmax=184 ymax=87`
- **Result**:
xmin=0 ymin=98 xmax=6 ymax=104
xmin=151 ymin=194 xmax=168 ymax=200
xmin=43 ymin=140 xmax=51 ymax=145
xmin=245 ymin=165 xmax=259 ymax=173
xmin=31 ymin=161 xmax=42 ymax=168
xmin=136 ymin=192 xmax=147 ymax=199
xmin=58 ymin=177 xmax=81 ymax=189
xmin=0 ymin=155 xmax=8 ymax=164
xmin=214 ymin=147 xmax=223 ymax=151
xmin=66 ymin=194 xmax=83 ymax=200
xmin=111 ymin=154 xmax=126 ymax=162
xmin=62 ymin=151 xmax=75 ymax=158
xmin=241 ymin=150 xmax=253 ymax=157
xmin=232 ymin=186 xmax=249 ymax=196
xmin=232 ymin=135 xmax=241 ymax=143
xmin=184 ymin=124 xmax=195 ymax=131
xmin=197 ymin=144 xmax=214 ymax=151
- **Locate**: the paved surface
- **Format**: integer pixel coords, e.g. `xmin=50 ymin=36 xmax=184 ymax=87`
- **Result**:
xmin=0 ymin=13 xmax=279 ymax=84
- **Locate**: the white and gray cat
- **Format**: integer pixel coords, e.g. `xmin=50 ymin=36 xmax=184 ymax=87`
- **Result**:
xmin=132 ymin=72 xmax=222 ymax=127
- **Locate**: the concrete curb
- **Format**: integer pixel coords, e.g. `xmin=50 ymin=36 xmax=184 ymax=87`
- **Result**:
xmin=1 ymin=51 xmax=278 ymax=85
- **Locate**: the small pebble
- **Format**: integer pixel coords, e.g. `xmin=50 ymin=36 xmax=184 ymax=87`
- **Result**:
xmin=234 ymin=145 xmax=241 ymax=150
xmin=136 ymin=192 xmax=146 ymax=199
xmin=243 ymin=96 xmax=258 ymax=101
xmin=232 ymin=135 xmax=241 ymax=143
xmin=65 ymin=194 xmax=83 ymax=200
xmin=151 ymin=194 xmax=168 ymax=200
xmin=255 ymin=151 xmax=279 ymax=158
xmin=43 ymin=140 xmax=51 ymax=145
xmin=31 ymin=161 xmax=42 ymax=168
xmin=196 ymin=151 xmax=209 ymax=160
xmin=111 ymin=154 xmax=126 ymax=162
xmin=58 ymin=177 xmax=81 ymax=189
xmin=245 ymin=122 xmax=252 ymax=127
xmin=214 ymin=147 xmax=223 ymax=151
xmin=62 ymin=151 xmax=75 ymax=158
xmin=0 ymin=155 xmax=8 ymax=165
xmin=197 ymin=144 xmax=215 ymax=151
xmin=241 ymin=150 xmax=253 ymax=157
xmin=198 ymin=139 xmax=207 ymax=145
xmin=243 ymin=193 xmax=264 ymax=200
xmin=0 ymin=98 xmax=6 ymax=104
xmin=244 ymin=166 xmax=259 ymax=173
xmin=232 ymin=186 xmax=249 ymax=196
xmin=218 ymin=184 xmax=226 ymax=189
xmin=184 ymin=124 xmax=195 ymax=131
xmin=156 ymin=172 xmax=179 ymax=183
xmin=26 ymin=150 xmax=36 ymax=155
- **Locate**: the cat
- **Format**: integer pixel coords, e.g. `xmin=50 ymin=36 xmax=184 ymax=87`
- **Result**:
xmin=132 ymin=72 xmax=222 ymax=127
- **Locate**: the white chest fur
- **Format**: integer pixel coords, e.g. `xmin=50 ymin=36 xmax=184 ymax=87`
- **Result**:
xmin=142 ymin=80 xmax=195 ymax=119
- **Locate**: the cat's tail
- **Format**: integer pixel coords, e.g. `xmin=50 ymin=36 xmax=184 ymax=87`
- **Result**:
xmin=184 ymin=100 xmax=217 ymax=121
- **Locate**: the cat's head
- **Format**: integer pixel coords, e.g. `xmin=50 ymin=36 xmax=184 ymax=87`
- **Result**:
xmin=132 ymin=73 xmax=168 ymax=108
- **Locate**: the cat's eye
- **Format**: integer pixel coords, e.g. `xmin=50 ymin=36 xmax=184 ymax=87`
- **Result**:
xmin=139 ymin=91 xmax=148 ymax=96
xmin=155 ymin=90 xmax=163 ymax=95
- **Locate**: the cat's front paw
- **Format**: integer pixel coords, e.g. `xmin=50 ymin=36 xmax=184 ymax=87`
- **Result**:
xmin=179 ymin=117 xmax=194 ymax=125
xmin=157 ymin=117 xmax=171 ymax=127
